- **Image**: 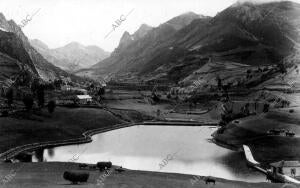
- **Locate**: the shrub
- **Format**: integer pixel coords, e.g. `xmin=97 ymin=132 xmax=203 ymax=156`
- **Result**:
xmin=47 ymin=100 xmax=56 ymax=113
xmin=37 ymin=85 xmax=45 ymax=108
xmin=152 ymin=93 xmax=160 ymax=102
xmin=23 ymin=94 xmax=34 ymax=111
xmin=1 ymin=110 xmax=8 ymax=117
xmin=97 ymin=162 xmax=112 ymax=171
xmin=6 ymin=88 xmax=13 ymax=107
xmin=63 ymin=171 xmax=89 ymax=184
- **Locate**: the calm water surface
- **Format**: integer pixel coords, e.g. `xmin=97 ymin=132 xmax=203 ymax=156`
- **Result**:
xmin=33 ymin=125 xmax=265 ymax=182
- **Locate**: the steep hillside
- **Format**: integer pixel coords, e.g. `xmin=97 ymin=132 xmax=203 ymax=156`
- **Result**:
xmin=212 ymin=107 xmax=300 ymax=163
xmin=78 ymin=12 xmax=205 ymax=80
xmin=30 ymin=40 xmax=110 ymax=72
xmin=0 ymin=13 xmax=78 ymax=83
xmin=80 ymin=1 xmax=300 ymax=88
xmin=0 ymin=30 xmax=36 ymax=74
xmin=0 ymin=51 xmax=35 ymax=88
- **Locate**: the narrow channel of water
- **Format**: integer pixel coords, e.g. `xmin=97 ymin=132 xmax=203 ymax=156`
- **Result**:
xmin=32 ymin=125 xmax=265 ymax=182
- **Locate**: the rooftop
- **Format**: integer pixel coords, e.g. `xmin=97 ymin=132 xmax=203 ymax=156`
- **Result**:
xmin=76 ymin=95 xmax=92 ymax=99
xmin=270 ymin=160 xmax=300 ymax=168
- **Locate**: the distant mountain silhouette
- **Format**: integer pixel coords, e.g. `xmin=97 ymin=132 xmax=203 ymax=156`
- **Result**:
xmin=30 ymin=40 xmax=110 ymax=72
xmin=0 ymin=12 xmax=81 ymax=85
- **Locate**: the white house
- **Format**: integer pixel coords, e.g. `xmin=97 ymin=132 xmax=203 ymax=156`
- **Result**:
xmin=76 ymin=95 xmax=92 ymax=104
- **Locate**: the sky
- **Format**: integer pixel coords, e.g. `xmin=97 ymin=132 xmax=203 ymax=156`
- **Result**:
xmin=0 ymin=0 xmax=299 ymax=52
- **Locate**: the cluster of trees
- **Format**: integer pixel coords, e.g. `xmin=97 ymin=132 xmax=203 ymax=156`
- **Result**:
xmin=14 ymin=70 xmax=32 ymax=87
xmin=87 ymin=83 xmax=105 ymax=97
xmin=277 ymin=63 xmax=287 ymax=74
xmin=31 ymin=78 xmax=63 ymax=91
xmin=31 ymin=79 xmax=46 ymax=108
xmin=22 ymin=92 xmax=56 ymax=113
xmin=4 ymin=78 xmax=56 ymax=113
xmin=215 ymin=76 xmax=232 ymax=93
xmin=23 ymin=97 xmax=56 ymax=114
xmin=53 ymin=79 xmax=64 ymax=90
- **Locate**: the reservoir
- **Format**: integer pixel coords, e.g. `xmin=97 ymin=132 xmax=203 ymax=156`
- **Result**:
xmin=33 ymin=125 xmax=265 ymax=182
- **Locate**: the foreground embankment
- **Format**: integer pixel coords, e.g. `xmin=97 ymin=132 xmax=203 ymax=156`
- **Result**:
xmin=212 ymin=107 xmax=300 ymax=164
xmin=0 ymin=162 xmax=284 ymax=188
xmin=0 ymin=107 xmax=151 ymax=159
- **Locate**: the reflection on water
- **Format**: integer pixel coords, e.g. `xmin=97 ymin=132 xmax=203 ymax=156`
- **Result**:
xmin=34 ymin=148 xmax=44 ymax=162
xmin=47 ymin=148 xmax=54 ymax=157
xmin=32 ymin=125 xmax=265 ymax=182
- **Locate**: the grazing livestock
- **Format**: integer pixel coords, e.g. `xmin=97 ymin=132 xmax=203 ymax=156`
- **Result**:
xmin=90 ymin=165 xmax=97 ymax=170
xmin=286 ymin=131 xmax=295 ymax=137
xmin=115 ymin=166 xmax=125 ymax=173
xmin=97 ymin=162 xmax=112 ymax=171
xmin=78 ymin=163 xmax=88 ymax=169
xmin=268 ymin=129 xmax=281 ymax=135
xmin=63 ymin=171 xmax=89 ymax=184
xmin=204 ymin=177 xmax=216 ymax=185
xmin=279 ymin=129 xmax=286 ymax=133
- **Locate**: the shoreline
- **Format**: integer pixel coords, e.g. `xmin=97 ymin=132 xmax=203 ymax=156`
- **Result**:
xmin=0 ymin=122 xmax=134 ymax=161
xmin=0 ymin=120 xmax=217 ymax=161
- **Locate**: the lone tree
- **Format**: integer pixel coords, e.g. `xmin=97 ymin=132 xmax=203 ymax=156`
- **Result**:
xmin=278 ymin=63 xmax=287 ymax=74
xmin=216 ymin=76 xmax=222 ymax=91
xmin=53 ymin=79 xmax=63 ymax=90
xmin=89 ymin=83 xmax=95 ymax=90
xmin=263 ymin=103 xmax=270 ymax=113
xmin=167 ymin=93 xmax=171 ymax=99
xmin=37 ymin=84 xmax=45 ymax=108
xmin=31 ymin=78 xmax=40 ymax=93
xmin=152 ymin=92 xmax=160 ymax=102
xmin=23 ymin=94 xmax=34 ymax=111
xmin=47 ymin=100 xmax=56 ymax=114
xmin=6 ymin=88 xmax=13 ymax=107
xmin=97 ymin=87 xmax=105 ymax=96
xmin=241 ymin=103 xmax=250 ymax=116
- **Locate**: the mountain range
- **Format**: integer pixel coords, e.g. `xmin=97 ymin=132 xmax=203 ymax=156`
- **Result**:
xmin=30 ymin=40 xmax=110 ymax=72
xmin=0 ymin=13 xmax=81 ymax=87
xmin=77 ymin=1 xmax=300 ymax=90
xmin=1 ymin=1 xmax=299 ymax=91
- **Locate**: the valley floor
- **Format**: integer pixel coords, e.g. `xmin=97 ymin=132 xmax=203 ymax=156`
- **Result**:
xmin=0 ymin=162 xmax=284 ymax=188
xmin=105 ymin=98 xmax=218 ymax=123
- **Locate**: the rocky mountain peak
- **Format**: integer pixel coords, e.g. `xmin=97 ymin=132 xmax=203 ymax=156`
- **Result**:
xmin=0 ymin=13 xmax=10 ymax=32
xmin=165 ymin=11 xmax=201 ymax=30
xmin=133 ymin=24 xmax=153 ymax=39
xmin=118 ymin=31 xmax=134 ymax=47
xmin=0 ymin=12 xmax=6 ymax=22
xmin=64 ymin=42 xmax=85 ymax=50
